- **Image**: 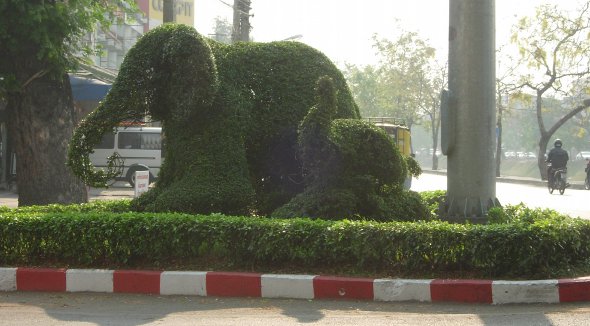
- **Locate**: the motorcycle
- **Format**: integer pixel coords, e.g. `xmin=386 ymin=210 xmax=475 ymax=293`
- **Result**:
xmin=585 ymin=159 xmax=590 ymax=190
xmin=547 ymin=163 xmax=567 ymax=195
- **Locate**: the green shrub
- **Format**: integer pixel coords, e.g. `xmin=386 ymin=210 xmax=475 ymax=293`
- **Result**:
xmin=2 ymin=202 xmax=589 ymax=278
xmin=273 ymin=78 xmax=413 ymax=220
xmin=405 ymin=155 xmax=422 ymax=177
xmin=419 ymin=190 xmax=446 ymax=218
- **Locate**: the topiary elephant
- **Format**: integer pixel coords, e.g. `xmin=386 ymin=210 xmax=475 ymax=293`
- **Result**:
xmin=69 ymin=24 xmax=361 ymax=215
xmin=272 ymin=76 xmax=428 ymax=221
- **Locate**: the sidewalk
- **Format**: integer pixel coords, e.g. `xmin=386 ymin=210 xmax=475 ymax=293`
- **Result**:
xmin=0 ymin=183 xmax=134 ymax=208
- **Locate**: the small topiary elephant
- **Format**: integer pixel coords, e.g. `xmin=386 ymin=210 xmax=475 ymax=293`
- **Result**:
xmin=272 ymin=76 xmax=428 ymax=221
xmin=69 ymin=24 xmax=419 ymax=219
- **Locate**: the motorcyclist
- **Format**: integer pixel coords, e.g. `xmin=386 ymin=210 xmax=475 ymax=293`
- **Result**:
xmin=546 ymin=139 xmax=569 ymax=187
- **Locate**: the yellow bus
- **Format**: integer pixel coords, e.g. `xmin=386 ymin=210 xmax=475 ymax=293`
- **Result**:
xmin=366 ymin=117 xmax=414 ymax=188
xmin=366 ymin=117 xmax=413 ymax=157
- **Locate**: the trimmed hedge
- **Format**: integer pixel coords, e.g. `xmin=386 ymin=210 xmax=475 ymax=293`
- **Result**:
xmin=1 ymin=201 xmax=589 ymax=278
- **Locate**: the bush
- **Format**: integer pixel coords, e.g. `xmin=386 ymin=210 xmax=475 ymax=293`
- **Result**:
xmin=419 ymin=190 xmax=446 ymax=218
xmin=273 ymin=78 xmax=413 ymax=220
xmin=2 ymin=201 xmax=589 ymax=278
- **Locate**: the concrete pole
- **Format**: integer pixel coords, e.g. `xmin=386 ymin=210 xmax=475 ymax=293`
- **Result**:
xmin=231 ymin=0 xmax=241 ymax=43
xmin=163 ymin=0 xmax=175 ymax=23
xmin=232 ymin=0 xmax=251 ymax=43
xmin=445 ymin=0 xmax=499 ymax=222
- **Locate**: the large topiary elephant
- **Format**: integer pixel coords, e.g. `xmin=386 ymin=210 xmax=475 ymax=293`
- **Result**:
xmin=69 ymin=24 xmax=361 ymax=215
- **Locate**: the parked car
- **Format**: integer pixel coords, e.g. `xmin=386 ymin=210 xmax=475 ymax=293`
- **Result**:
xmin=504 ymin=151 xmax=517 ymax=159
xmin=576 ymin=151 xmax=590 ymax=160
xmin=524 ymin=152 xmax=537 ymax=159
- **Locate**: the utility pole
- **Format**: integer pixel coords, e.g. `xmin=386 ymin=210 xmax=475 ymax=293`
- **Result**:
xmin=232 ymin=0 xmax=251 ymax=43
xmin=163 ymin=0 xmax=175 ymax=23
xmin=442 ymin=0 xmax=499 ymax=222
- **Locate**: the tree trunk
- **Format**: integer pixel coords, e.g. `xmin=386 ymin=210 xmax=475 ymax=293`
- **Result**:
xmin=495 ymin=101 xmax=503 ymax=177
xmin=6 ymin=73 xmax=88 ymax=206
xmin=430 ymin=103 xmax=441 ymax=170
xmin=538 ymin=135 xmax=550 ymax=180
xmin=534 ymin=96 xmax=590 ymax=180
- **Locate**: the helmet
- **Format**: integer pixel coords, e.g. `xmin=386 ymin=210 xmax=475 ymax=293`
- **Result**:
xmin=554 ymin=139 xmax=563 ymax=147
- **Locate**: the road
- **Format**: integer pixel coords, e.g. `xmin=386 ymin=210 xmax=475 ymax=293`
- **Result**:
xmin=412 ymin=173 xmax=590 ymax=219
xmin=1 ymin=292 xmax=590 ymax=326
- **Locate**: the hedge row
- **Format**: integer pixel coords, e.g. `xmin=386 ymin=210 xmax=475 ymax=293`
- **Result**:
xmin=1 ymin=202 xmax=589 ymax=278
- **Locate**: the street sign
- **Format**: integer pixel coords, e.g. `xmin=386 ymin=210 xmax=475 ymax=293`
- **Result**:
xmin=134 ymin=170 xmax=150 ymax=197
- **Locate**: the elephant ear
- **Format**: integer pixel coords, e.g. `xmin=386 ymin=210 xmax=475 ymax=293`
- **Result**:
xmin=116 ymin=24 xmax=219 ymax=123
xmin=68 ymin=25 xmax=219 ymax=187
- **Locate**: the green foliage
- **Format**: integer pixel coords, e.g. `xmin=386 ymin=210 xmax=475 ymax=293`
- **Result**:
xmin=510 ymin=2 xmax=590 ymax=178
xmin=329 ymin=119 xmax=407 ymax=187
xmin=344 ymin=27 xmax=438 ymax=127
xmin=342 ymin=64 xmax=382 ymax=117
xmin=298 ymin=76 xmax=339 ymax=185
xmin=273 ymin=79 xmax=422 ymax=221
xmin=419 ymin=190 xmax=446 ymax=217
xmin=0 ymin=0 xmax=137 ymax=92
xmin=404 ymin=155 xmax=422 ymax=177
xmin=2 ymin=202 xmax=589 ymax=278
xmin=68 ymin=25 xmax=359 ymax=216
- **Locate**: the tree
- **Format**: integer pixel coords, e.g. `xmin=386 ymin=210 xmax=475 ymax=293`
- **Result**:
xmin=0 ymin=0 xmax=136 ymax=206
xmin=342 ymin=64 xmax=381 ymax=117
xmin=372 ymin=30 xmax=436 ymax=128
xmin=344 ymin=29 xmax=442 ymax=169
xmin=212 ymin=16 xmax=233 ymax=44
xmin=512 ymin=1 xmax=590 ymax=179
xmin=418 ymin=60 xmax=447 ymax=170
xmin=495 ymin=48 xmax=521 ymax=177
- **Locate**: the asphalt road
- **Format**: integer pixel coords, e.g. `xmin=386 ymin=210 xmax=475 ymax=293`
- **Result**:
xmin=2 ymin=292 xmax=590 ymax=326
xmin=411 ymin=173 xmax=590 ymax=219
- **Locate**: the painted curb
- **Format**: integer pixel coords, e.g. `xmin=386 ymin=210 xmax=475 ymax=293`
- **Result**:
xmin=2 ymin=267 xmax=590 ymax=304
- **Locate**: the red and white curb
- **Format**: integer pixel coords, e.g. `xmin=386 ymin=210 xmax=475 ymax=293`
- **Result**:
xmin=1 ymin=267 xmax=590 ymax=304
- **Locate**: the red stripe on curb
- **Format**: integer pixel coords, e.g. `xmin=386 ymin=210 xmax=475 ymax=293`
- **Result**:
xmin=431 ymin=279 xmax=493 ymax=303
xmin=16 ymin=268 xmax=66 ymax=292
xmin=313 ymin=276 xmax=374 ymax=300
xmin=206 ymin=272 xmax=262 ymax=297
xmin=113 ymin=270 xmax=161 ymax=294
xmin=558 ymin=278 xmax=590 ymax=302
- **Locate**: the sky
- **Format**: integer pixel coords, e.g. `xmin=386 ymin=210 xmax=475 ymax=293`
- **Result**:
xmin=194 ymin=0 xmax=583 ymax=68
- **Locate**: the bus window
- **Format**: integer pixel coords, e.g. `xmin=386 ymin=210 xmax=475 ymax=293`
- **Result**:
xmin=118 ymin=132 xmax=162 ymax=150
xmin=141 ymin=133 xmax=161 ymax=150
xmin=95 ymin=133 xmax=115 ymax=149
xmin=118 ymin=132 xmax=141 ymax=149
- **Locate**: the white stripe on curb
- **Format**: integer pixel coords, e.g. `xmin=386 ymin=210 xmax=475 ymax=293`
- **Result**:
xmin=492 ymin=280 xmax=559 ymax=304
xmin=0 ymin=267 xmax=17 ymax=291
xmin=373 ymin=279 xmax=432 ymax=302
xmin=160 ymin=271 xmax=207 ymax=296
xmin=66 ymin=269 xmax=114 ymax=293
xmin=261 ymin=274 xmax=315 ymax=299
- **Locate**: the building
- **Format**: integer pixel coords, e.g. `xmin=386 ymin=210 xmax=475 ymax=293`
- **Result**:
xmin=87 ymin=0 xmax=195 ymax=71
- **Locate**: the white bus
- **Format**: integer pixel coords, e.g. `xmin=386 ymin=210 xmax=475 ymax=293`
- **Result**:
xmin=90 ymin=126 xmax=162 ymax=187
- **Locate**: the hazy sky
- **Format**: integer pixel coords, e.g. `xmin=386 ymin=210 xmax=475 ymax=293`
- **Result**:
xmin=194 ymin=0 xmax=583 ymax=67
